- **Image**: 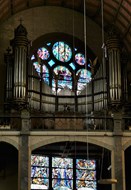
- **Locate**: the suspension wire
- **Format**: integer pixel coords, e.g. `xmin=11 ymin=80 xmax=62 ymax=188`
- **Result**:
xmin=100 ymin=147 xmax=104 ymax=179
xmin=101 ymin=0 xmax=107 ymax=110
xmin=100 ymin=0 xmax=107 ymax=181
xmin=83 ymin=0 xmax=89 ymax=160
xmin=101 ymin=0 xmax=104 ymax=50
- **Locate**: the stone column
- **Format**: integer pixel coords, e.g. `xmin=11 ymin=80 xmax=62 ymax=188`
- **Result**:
xmin=111 ymin=113 xmax=125 ymax=190
xmin=18 ymin=110 xmax=31 ymax=190
xmin=106 ymin=29 xmax=121 ymax=105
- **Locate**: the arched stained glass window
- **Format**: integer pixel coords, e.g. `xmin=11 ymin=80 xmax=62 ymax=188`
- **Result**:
xmin=52 ymin=41 xmax=72 ymax=62
xmin=31 ymin=38 xmax=97 ymax=95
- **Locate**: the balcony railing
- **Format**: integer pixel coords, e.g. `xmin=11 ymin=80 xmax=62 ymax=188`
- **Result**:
xmin=0 ymin=112 xmax=131 ymax=132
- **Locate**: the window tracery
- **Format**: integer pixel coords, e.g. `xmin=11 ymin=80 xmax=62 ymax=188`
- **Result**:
xmin=31 ymin=40 xmax=95 ymax=95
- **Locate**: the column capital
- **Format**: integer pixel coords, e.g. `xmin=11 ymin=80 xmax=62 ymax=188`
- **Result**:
xmin=21 ymin=109 xmax=31 ymax=133
xmin=106 ymin=25 xmax=121 ymax=50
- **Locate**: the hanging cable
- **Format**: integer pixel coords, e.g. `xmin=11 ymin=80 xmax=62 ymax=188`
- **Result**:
xmin=99 ymin=2 xmax=117 ymax=184
xmin=83 ymin=0 xmax=89 ymax=161
xmin=101 ymin=0 xmax=108 ymax=110
xmin=101 ymin=0 xmax=104 ymax=50
xmin=100 ymin=147 xmax=104 ymax=180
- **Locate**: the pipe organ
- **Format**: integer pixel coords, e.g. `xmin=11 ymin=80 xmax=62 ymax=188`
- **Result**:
xmin=4 ymin=24 xmax=128 ymax=113
xmin=10 ymin=23 xmax=29 ymax=106
xmin=106 ymin=29 xmax=122 ymax=105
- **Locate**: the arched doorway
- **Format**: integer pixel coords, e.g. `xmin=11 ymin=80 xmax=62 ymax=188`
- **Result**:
xmin=125 ymin=146 xmax=131 ymax=190
xmin=0 ymin=141 xmax=18 ymax=190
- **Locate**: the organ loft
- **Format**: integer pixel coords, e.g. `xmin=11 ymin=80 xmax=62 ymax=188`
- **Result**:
xmin=0 ymin=1 xmax=131 ymax=190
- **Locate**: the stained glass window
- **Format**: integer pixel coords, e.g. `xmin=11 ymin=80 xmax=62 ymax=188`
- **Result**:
xmin=37 ymin=47 xmax=50 ymax=60
xmin=76 ymin=159 xmax=97 ymax=190
xmin=52 ymin=157 xmax=73 ymax=190
xmin=31 ymin=155 xmax=97 ymax=190
xmin=75 ymin=53 xmax=85 ymax=65
xmin=52 ymin=41 xmax=72 ymax=62
xmin=31 ymin=155 xmax=49 ymax=189
xmin=31 ymin=40 xmax=96 ymax=95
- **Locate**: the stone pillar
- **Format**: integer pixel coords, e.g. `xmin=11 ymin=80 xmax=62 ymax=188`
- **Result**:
xmin=111 ymin=113 xmax=125 ymax=190
xmin=18 ymin=110 xmax=31 ymax=190
xmin=106 ymin=29 xmax=122 ymax=105
xmin=11 ymin=23 xmax=29 ymax=104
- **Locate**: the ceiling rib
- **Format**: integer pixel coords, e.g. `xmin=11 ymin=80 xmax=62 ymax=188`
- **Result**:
xmin=10 ymin=0 xmax=14 ymax=15
xmin=113 ymin=0 xmax=124 ymax=23
xmin=91 ymin=2 xmax=101 ymax=19
xmin=123 ymin=21 xmax=131 ymax=38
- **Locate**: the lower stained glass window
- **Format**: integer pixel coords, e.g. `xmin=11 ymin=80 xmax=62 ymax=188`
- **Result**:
xmin=31 ymin=155 xmax=97 ymax=190
xmin=31 ymin=155 xmax=49 ymax=189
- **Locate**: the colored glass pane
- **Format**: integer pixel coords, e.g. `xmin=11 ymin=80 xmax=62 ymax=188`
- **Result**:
xmin=33 ymin=62 xmax=49 ymax=85
xmin=76 ymin=159 xmax=96 ymax=190
xmin=52 ymin=157 xmax=73 ymax=190
xmin=54 ymin=66 xmax=72 ymax=81
xmin=76 ymin=159 xmax=96 ymax=170
xmin=31 ymin=155 xmax=49 ymax=189
xmin=37 ymin=47 xmax=50 ymax=60
xmin=69 ymin=62 xmax=76 ymax=70
xmin=33 ymin=62 xmax=41 ymax=73
xmin=52 ymin=66 xmax=72 ymax=93
xmin=42 ymin=65 xmax=49 ymax=85
xmin=46 ymin=42 xmax=51 ymax=46
xmin=75 ymin=53 xmax=85 ymax=65
xmin=52 ymin=41 xmax=72 ymax=62
xmin=31 ymin=155 xmax=49 ymax=167
xmin=31 ymin=55 xmax=35 ymax=60
xmin=76 ymin=180 xmax=97 ymax=190
xmin=48 ymin=59 xmax=55 ymax=67
xmin=76 ymin=69 xmax=91 ymax=93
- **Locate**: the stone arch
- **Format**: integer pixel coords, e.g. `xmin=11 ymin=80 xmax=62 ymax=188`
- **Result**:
xmin=31 ymin=135 xmax=113 ymax=151
xmin=0 ymin=136 xmax=19 ymax=150
xmin=123 ymin=140 xmax=131 ymax=151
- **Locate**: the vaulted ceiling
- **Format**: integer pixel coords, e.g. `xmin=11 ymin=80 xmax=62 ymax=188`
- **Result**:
xmin=0 ymin=0 xmax=131 ymax=54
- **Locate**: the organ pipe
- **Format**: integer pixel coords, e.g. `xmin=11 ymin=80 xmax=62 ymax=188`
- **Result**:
xmin=106 ymin=30 xmax=121 ymax=104
xmin=4 ymin=48 xmax=13 ymax=100
xmin=11 ymin=24 xmax=29 ymax=104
